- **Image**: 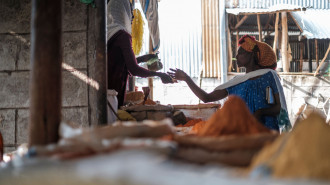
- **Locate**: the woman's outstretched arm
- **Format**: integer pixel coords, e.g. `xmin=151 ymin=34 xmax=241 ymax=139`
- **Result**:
xmin=168 ymin=68 xmax=228 ymax=103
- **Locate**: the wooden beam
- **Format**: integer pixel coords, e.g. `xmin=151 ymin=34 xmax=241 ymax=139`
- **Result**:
xmin=148 ymin=35 xmax=154 ymax=100
xmin=264 ymin=14 xmax=272 ymax=31
xmin=307 ymin=39 xmax=312 ymax=72
xmin=299 ymin=42 xmax=304 ymax=72
xmin=29 ymin=0 xmax=62 ymax=146
xmin=229 ymin=8 xmax=307 ymax=16
xmin=314 ymin=43 xmax=330 ymax=76
xmin=227 ymin=29 xmax=233 ymax=72
xmin=94 ymin=0 xmax=107 ymax=125
xmin=234 ymin=15 xmax=249 ymax=29
xmin=236 ymin=30 xmax=239 ymax=72
xmin=257 ymin=14 xmax=262 ymax=41
xmin=315 ymin=39 xmax=319 ymax=67
xmin=273 ymin=13 xmax=279 ymax=56
xmin=281 ymin=12 xmax=289 ymax=72
xmin=288 ymin=12 xmax=303 ymax=33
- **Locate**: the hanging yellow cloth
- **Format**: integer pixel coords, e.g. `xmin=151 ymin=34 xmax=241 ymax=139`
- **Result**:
xmin=131 ymin=9 xmax=144 ymax=55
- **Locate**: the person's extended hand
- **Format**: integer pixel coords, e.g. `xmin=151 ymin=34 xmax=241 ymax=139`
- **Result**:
xmin=167 ymin=68 xmax=188 ymax=81
xmin=158 ymin=72 xmax=174 ymax=84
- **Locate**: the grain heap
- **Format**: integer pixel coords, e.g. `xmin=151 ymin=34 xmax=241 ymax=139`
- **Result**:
xmin=250 ymin=113 xmax=330 ymax=180
xmin=197 ymin=95 xmax=271 ymax=136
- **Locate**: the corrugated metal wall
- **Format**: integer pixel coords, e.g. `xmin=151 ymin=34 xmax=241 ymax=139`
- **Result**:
xmin=140 ymin=0 xmax=222 ymax=78
xmin=202 ymin=0 xmax=221 ymax=78
xmin=152 ymin=0 xmax=203 ymax=78
xmin=226 ymin=0 xmax=330 ymax=9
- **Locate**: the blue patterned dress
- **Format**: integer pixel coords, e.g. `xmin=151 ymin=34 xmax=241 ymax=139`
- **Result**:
xmin=226 ymin=71 xmax=279 ymax=131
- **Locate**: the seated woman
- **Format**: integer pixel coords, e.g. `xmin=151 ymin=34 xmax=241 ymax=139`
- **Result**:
xmin=168 ymin=35 xmax=291 ymax=132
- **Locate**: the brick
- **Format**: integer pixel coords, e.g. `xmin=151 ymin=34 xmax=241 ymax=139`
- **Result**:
xmin=0 ymin=109 xmax=15 ymax=145
xmin=63 ymin=0 xmax=87 ymax=31
xmin=17 ymin=35 xmax=31 ymax=70
xmin=313 ymin=87 xmax=330 ymax=98
xmin=4 ymin=147 xmax=16 ymax=154
xmin=63 ymin=32 xmax=87 ymax=69
xmin=62 ymin=107 xmax=89 ymax=128
xmin=62 ymin=71 xmax=88 ymax=107
xmin=0 ymin=35 xmax=18 ymax=71
xmin=0 ymin=1 xmax=31 ymax=33
xmin=17 ymin=109 xmax=29 ymax=145
xmin=0 ymin=72 xmax=30 ymax=108
xmin=298 ymin=76 xmax=323 ymax=86
xmin=291 ymin=86 xmax=313 ymax=98
xmin=62 ymin=71 xmax=87 ymax=107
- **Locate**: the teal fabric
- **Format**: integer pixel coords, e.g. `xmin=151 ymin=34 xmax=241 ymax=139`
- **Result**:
xmin=278 ymin=108 xmax=292 ymax=133
xmin=80 ymin=0 xmax=95 ymax=8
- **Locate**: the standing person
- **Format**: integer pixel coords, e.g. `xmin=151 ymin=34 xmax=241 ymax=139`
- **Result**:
xmin=107 ymin=0 xmax=173 ymax=107
xmin=168 ymin=35 xmax=291 ymax=132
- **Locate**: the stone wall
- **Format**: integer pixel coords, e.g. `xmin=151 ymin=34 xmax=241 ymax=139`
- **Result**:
xmin=0 ymin=0 xmax=91 ymax=153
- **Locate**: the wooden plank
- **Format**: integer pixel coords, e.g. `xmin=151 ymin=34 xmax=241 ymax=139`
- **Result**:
xmin=234 ymin=15 xmax=249 ymax=29
xmin=300 ymin=42 xmax=304 ymax=72
xmin=227 ymin=29 xmax=232 ymax=72
xmin=307 ymin=39 xmax=312 ymax=72
xmin=273 ymin=12 xmax=279 ymax=52
xmin=314 ymin=43 xmax=330 ymax=76
xmin=29 ymin=0 xmax=62 ymax=146
xmin=94 ymin=0 xmax=107 ymax=125
xmin=288 ymin=12 xmax=303 ymax=33
xmin=230 ymin=8 xmax=307 ymax=16
xmin=148 ymin=36 xmax=154 ymax=100
xmin=315 ymin=39 xmax=319 ymax=67
xmin=257 ymin=14 xmax=262 ymax=41
xmin=236 ymin=31 xmax=239 ymax=72
xmin=281 ymin=12 xmax=289 ymax=72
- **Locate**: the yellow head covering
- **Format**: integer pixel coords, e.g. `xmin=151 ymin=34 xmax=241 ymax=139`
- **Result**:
xmin=238 ymin=35 xmax=277 ymax=69
xmin=131 ymin=9 xmax=144 ymax=55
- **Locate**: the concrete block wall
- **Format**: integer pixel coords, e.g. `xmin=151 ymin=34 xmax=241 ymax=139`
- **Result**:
xmin=0 ymin=0 xmax=91 ymax=153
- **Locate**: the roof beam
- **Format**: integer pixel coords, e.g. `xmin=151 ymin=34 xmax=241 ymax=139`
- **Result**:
xmin=234 ymin=15 xmax=249 ymax=29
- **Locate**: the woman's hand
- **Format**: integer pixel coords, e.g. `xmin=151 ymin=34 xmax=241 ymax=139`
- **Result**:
xmin=157 ymin=72 xmax=174 ymax=84
xmin=167 ymin=68 xmax=188 ymax=81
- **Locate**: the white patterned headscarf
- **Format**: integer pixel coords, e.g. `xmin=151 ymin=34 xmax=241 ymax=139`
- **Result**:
xmin=107 ymin=0 xmax=134 ymax=40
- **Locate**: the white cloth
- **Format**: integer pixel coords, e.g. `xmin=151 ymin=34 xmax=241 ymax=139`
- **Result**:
xmin=139 ymin=0 xmax=160 ymax=52
xmin=215 ymin=69 xmax=288 ymax=112
xmin=107 ymin=0 xmax=133 ymax=40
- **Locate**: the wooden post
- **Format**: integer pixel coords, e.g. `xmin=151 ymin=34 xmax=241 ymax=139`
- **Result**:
xmin=314 ymin=43 xmax=330 ymax=76
xmin=307 ymin=39 xmax=312 ymax=72
xmin=92 ymin=0 xmax=108 ymax=125
xmin=148 ymin=35 xmax=154 ymax=100
xmin=257 ymin=14 xmax=262 ymax=41
xmin=281 ymin=12 xmax=289 ymax=72
xmin=234 ymin=15 xmax=249 ymax=29
xmin=273 ymin=12 xmax=279 ymax=52
xmin=227 ymin=30 xmax=233 ymax=72
xmin=29 ymin=0 xmax=62 ymax=146
xmin=299 ymin=41 xmax=304 ymax=72
xmin=315 ymin=39 xmax=319 ymax=67
xmin=236 ymin=30 xmax=239 ymax=72
xmin=219 ymin=0 xmax=228 ymax=83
